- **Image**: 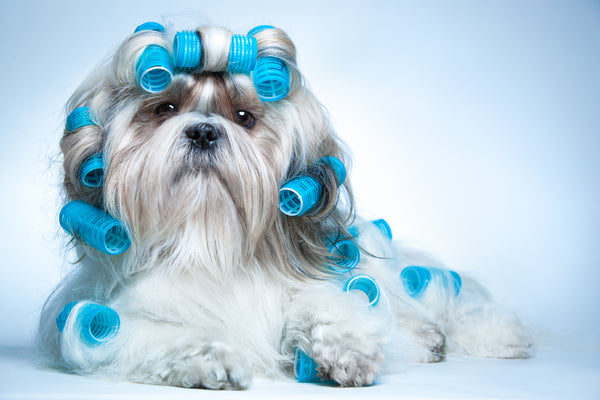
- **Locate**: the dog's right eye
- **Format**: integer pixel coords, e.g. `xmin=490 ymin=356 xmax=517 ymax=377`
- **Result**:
xmin=154 ymin=103 xmax=178 ymax=116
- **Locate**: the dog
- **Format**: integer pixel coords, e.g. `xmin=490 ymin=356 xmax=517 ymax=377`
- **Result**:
xmin=37 ymin=22 xmax=533 ymax=389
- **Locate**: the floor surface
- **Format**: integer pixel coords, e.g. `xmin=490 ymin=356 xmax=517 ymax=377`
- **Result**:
xmin=1 ymin=345 xmax=597 ymax=399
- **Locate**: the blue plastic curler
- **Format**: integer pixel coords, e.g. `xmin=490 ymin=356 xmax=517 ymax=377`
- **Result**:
xmin=228 ymin=35 xmax=257 ymax=72
xmin=344 ymin=275 xmax=381 ymax=307
xmin=328 ymin=239 xmax=360 ymax=272
xmin=253 ymin=57 xmax=290 ymax=102
xmin=279 ymin=175 xmax=321 ymax=216
xmin=136 ymin=45 xmax=173 ymax=93
xmin=400 ymin=266 xmax=462 ymax=298
xmin=294 ymin=348 xmax=336 ymax=384
xmin=59 ymin=200 xmax=131 ymax=255
xmin=248 ymin=25 xmax=276 ymax=37
xmin=279 ymin=157 xmax=346 ymax=216
xmin=66 ymin=107 xmax=97 ymax=132
xmin=173 ymin=31 xmax=202 ymax=70
xmin=56 ymin=301 xmax=120 ymax=345
xmin=79 ymin=153 xmax=105 ymax=188
xmin=134 ymin=21 xmax=165 ymax=33
xmin=372 ymin=219 xmax=392 ymax=240
xmin=317 ymin=156 xmax=346 ymax=186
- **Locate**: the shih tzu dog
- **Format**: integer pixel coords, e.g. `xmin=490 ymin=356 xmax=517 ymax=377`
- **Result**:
xmin=38 ymin=22 xmax=533 ymax=389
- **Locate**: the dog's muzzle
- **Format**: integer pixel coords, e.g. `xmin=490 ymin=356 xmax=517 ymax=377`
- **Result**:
xmin=185 ymin=123 xmax=222 ymax=150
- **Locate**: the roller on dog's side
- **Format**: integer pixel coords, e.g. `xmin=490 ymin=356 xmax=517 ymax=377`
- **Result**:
xmin=38 ymin=22 xmax=533 ymax=389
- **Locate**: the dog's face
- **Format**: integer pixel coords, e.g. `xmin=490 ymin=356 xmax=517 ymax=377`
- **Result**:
xmin=60 ymin=25 xmax=353 ymax=278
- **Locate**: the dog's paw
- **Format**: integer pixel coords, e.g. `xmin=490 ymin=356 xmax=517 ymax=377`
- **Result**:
xmin=310 ymin=325 xmax=385 ymax=386
xmin=416 ymin=324 xmax=446 ymax=363
xmin=448 ymin=305 xmax=534 ymax=359
xmin=155 ymin=342 xmax=252 ymax=389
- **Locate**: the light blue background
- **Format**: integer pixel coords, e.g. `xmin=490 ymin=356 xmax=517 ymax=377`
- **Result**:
xmin=0 ymin=0 xmax=598 ymax=349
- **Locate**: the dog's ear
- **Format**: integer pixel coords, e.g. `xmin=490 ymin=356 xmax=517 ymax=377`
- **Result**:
xmin=60 ymin=104 xmax=105 ymax=208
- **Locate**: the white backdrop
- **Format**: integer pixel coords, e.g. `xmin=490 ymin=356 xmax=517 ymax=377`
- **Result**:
xmin=0 ymin=0 xmax=598 ymax=351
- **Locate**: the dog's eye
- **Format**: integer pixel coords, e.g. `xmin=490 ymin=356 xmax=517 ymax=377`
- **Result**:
xmin=233 ymin=110 xmax=256 ymax=129
xmin=154 ymin=103 xmax=178 ymax=116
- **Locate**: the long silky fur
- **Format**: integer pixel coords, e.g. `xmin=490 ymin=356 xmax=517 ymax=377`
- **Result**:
xmin=37 ymin=24 xmax=534 ymax=389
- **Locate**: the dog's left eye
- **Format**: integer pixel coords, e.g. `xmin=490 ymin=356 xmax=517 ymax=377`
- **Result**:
xmin=154 ymin=103 xmax=178 ymax=116
xmin=233 ymin=110 xmax=256 ymax=129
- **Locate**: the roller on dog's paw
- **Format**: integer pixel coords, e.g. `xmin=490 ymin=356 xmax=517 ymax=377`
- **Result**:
xmin=151 ymin=343 xmax=252 ymax=390
xmin=314 ymin=345 xmax=383 ymax=387
xmin=306 ymin=327 xmax=385 ymax=386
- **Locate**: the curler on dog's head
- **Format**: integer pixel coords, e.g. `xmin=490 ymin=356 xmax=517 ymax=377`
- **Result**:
xmin=173 ymin=31 xmax=202 ymax=70
xmin=247 ymin=25 xmax=275 ymax=37
xmin=59 ymin=200 xmax=130 ymax=255
xmin=56 ymin=301 xmax=120 ymax=346
xmin=65 ymin=107 xmax=97 ymax=132
xmin=135 ymin=45 xmax=173 ymax=93
xmin=134 ymin=21 xmax=165 ymax=33
xmin=79 ymin=153 xmax=105 ymax=188
xmin=279 ymin=176 xmax=321 ymax=217
xmin=252 ymin=57 xmax=290 ymax=102
xmin=248 ymin=25 xmax=291 ymax=101
xmin=279 ymin=156 xmax=346 ymax=216
xmin=228 ymin=34 xmax=257 ymax=72
xmin=400 ymin=266 xmax=462 ymax=297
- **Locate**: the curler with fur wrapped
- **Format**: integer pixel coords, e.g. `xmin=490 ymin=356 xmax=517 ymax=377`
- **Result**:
xmin=400 ymin=266 xmax=462 ymax=297
xmin=279 ymin=156 xmax=347 ymax=217
xmin=59 ymin=200 xmax=130 ymax=255
xmin=134 ymin=23 xmax=172 ymax=93
xmin=56 ymin=301 xmax=120 ymax=346
xmin=79 ymin=153 xmax=105 ymax=188
xmin=173 ymin=30 xmax=257 ymax=73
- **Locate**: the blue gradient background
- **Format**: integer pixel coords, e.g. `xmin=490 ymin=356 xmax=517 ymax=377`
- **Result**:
xmin=0 ymin=1 xmax=598 ymax=349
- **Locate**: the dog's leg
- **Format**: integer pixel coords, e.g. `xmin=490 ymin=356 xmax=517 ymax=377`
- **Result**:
xmin=444 ymin=277 xmax=534 ymax=359
xmin=59 ymin=315 xmax=253 ymax=389
xmin=282 ymin=282 xmax=388 ymax=386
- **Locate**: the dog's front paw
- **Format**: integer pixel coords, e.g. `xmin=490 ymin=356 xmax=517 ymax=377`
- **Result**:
xmin=155 ymin=342 xmax=252 ymax=389
xmin=310 ymin=326 xmax=385 ymax=386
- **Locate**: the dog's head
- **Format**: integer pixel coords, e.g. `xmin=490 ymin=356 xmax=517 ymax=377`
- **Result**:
xmin=60 ymin=24 xmax=354 ymax=279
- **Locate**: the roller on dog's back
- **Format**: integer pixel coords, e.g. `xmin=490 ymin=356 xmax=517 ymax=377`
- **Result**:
xmin=39 ymin=20 xmax=533 ymax=390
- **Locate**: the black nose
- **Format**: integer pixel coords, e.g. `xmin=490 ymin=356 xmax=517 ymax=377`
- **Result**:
xmin=185 ymin=123 xmax=221 ymax=150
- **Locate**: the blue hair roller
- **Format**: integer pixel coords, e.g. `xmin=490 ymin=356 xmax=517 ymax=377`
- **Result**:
xmin=136 ymin=45 xmax=173 ymax=93
xmin=228 ymin=35 xmax=257 ymax=72
xmin=247 ymin=25 xmax=290 ymax=101
xmin=79 ymin=153 xmax=105 ymax=188
xmin=248 ymin=25 xmax=276 ymax=37
xmin=328 ymin=238 xmax=360 ymax=272
xmin=66 ymin=107 xmax=97 ymax=132
xmin=173 ymin=31 xmax=202 ymax=70
xmin=56 ymin=301 xmax=120 ymax=345
xmin=59 ymin=200 xmax=130 ymax=255
xmin=279 ymin=156 xmax=346 ymax=216
xmin=294 ymin=348 xmax=337 ymax=384
xmin=253 ymin=57 xmax=290 ymax=102
xmin=279 ymin=175 xmax=321 ymax=216
xmin=400 ymin=266 xmax=462 ymax=297
xmin=317 ymin=156 xmax=346 ymax=186
xmin=372 ymin=219 xmax=392 ymax=240
xmin=134 ymin=22 xmax=165 ymax=33
xmin=344 ymin=275 xmax=381 ymax=307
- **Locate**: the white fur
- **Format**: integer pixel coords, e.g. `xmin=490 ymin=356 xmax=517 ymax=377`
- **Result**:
xmin=38 ymin=24 xmax=533 ymax=389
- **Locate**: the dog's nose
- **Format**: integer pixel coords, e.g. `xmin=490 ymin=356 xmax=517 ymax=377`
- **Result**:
xmin=185 ymin=123 xmax=221 ymax=150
